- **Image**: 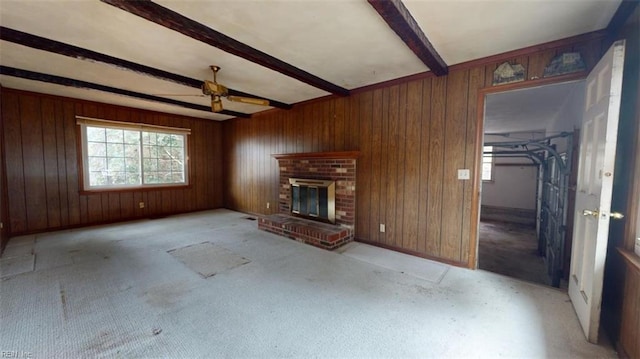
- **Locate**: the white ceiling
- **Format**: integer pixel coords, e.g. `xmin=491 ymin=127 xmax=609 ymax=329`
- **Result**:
xmin=0 ymin=0 xmax=621 ymax=121
xmin=484 ymin=80 xmax=585 ymax=134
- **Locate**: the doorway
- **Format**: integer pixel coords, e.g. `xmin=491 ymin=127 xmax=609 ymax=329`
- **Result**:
xmin=477 ymin=80 xmax=585 ymax=288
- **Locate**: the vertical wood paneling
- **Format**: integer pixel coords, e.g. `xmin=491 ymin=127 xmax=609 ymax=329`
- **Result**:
xmin=283 ymin=109 xmax=294 ymax=153
xmin=527 ymin=49 xmax=556 ymax=79
xmin=221 ymin=34 xmax=604 ymax=266
xmin=402 ymin=80 xmax=423 ymax=251
xmin=394 ymin=83 xmax=408 ymax=249
xmin=258 ymin=116 xmax=267 ymax=212
xmin=573 ymin=40 xmax=602 ymax=72
xmin=334 ymin=97 xmax=346 ymax=151
xmin=441 ymin=70 xmax=470 ymax=262
xmin=3 ymin=34 xmax=605 ymax=264
xmin=321 ymin=102 xmax=333 ymax=151
xmin=356 ymin=92 xmax=373 ymax=240
xmin=2 ymin=92 xmax=27 ymax=233
xmin=0 ymin=92 xmax=6 ymax=251
xmin=620 ymin=268 xmax=640 ymax=358
xmin=484 ymin=63 xmax=497 ymax=87
xmin=417 ymin=78 xmax=432 ymax=254
xmin=384 ymin=86 xmax=400 ymax=248
xmin=211 ymin=116 xmax=224 ymax=208
xmin=41 ymin=98 xmax=61 ymax=228
xmin=64 ymin=102 xmax=81 ymax=225
xmin=2 ymin=89 xmax=223 ymax=236
xmin=20 ymin=95 xmax=48 ymax=231
xmin=379 ymin=87 xmax=390 ymax=246
xmin=309 ymin=103 xmax=318 ymax=152
xmin=347 ymin=93 xmax=360 ymax=151
xmin=369 ymin=89 xmax=383 ymax=243
xmin=426 ymin=77 xmax=446 ymax=257
xmin=54 ymin=100 xmax=70 ymax=227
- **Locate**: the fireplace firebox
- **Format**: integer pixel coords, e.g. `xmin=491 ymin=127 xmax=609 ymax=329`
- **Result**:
xmin=289 ymin=178 xmax=335 ymax=224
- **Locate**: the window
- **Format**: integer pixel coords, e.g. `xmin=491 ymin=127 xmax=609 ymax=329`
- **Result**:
xmin=482 ymin=146 xmax=493 ymax=181
xmin=77 ymin=117 xmax=189 ymax=190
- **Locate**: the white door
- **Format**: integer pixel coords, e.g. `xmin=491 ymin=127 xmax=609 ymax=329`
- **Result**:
xmin=569 ymin=40 xmax=625 ymax=343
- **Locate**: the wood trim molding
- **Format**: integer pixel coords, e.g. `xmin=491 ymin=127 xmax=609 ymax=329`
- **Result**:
xmin=367 ymin=0 xmax=448 ymax=76
xmin=477 ymin=72 xmax=587 ymax=100
xmin=468 ymin=73 xmax=587 ymax=269
xmin=272 ymin=151 xmax=360 ymax=160
xmin=0 ymin=26 xmax=292 ymax=111
xmin=486 ymin=72 xmax=587 ymax=94
xmin=468 ymin=81 xmax=486 ymax=269
xmin=618 ymin=248 xmax=640 ymax=274
xmin=0 ymin=66 xmax=250 ymax=118
xmin=101 ymin=0 xmax=349 ymax=96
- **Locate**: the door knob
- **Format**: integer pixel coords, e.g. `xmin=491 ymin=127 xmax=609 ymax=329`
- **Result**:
xmin=583 ymin=209 xmax=599 ymax=217
xmin=582 ymin=209 xmax=625 ymax=219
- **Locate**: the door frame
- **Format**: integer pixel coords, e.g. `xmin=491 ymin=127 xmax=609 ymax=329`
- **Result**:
xmin=468 ymin=72 xmax=588 ymax=269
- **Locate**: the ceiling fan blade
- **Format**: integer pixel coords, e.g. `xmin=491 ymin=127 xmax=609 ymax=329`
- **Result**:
xmin=211 ymin=96 xmax=224 ymax=112
xmin=227 ymin=95 xmax=270 ymax=106
xmin=202 ymin=80 xmax=228 ymax=96
xmin=152 ymin=93 xmax=206 ymax=97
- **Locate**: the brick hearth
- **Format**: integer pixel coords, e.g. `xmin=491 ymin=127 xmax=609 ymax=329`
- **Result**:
xmin=259 ymin=151 xmax=358 ymax=250
xmin=259 ymin=214 xmax=351 ymax=250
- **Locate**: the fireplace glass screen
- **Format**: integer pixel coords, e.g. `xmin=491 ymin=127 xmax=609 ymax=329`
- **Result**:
xmin=289 ymin=178 xmax=335 ymax=223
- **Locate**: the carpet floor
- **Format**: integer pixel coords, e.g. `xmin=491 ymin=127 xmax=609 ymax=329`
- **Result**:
xmin=0 ymin=209 xmax=615 ymax=358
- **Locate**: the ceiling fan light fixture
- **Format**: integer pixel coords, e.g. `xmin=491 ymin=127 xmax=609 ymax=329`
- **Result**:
xmin=212 ymin=96 xmax=224 ymax=112
xmin=202 ymin=80 xmax=228 ymax=96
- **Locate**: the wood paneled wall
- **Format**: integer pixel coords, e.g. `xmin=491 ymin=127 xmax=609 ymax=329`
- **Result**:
xmin=1 ymin=89 xmax=224 ymax=236
xmin=620 ymin=260 xmax=640 ymax=358
xmin=0 ymin=89 xmax=8 ymax=252
xmin=601 ymin=4 xmax=640 ymax=351
xmin=222 ymin=33 xmax=606 ymax=266
xmin=602 ymin=5 xmax=640 ymax=358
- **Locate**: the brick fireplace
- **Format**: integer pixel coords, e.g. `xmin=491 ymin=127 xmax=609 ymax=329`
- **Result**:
xmin=258 ymin=151 xmax=358 ymax=250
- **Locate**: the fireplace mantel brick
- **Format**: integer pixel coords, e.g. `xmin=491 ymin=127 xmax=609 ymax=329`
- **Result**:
xmin=259 ymin=153 xmax=357 ymax=250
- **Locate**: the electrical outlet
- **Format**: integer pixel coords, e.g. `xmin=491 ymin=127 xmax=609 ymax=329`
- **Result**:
xmin=380 ymin=224 xmax=385 ymax=233
xmin=458 ymin=169 xmax=470 ymax=180
xmin=139 ymin=202 xmax=145 ymax=209
xmin=0 ymin=222 xmax=3 ymax=229
xmin=267 ymin=202 xmax=270 ymax=209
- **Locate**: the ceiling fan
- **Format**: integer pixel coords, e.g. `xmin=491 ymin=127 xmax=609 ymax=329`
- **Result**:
xmin=202 ymin=65 xmax=270 ymax=112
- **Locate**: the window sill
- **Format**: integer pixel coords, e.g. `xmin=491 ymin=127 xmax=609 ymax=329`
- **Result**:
xmin=80 ymin=184 xmax=191 ymax=195
xmin=618 ymin=247 xmax=640 ymax=274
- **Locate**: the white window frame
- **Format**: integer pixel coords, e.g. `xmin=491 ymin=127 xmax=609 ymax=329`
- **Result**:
xmin=482 ymin=145 xmax=494 ymax=181
xmin=77 ymin=116 xmax=190 ymax=191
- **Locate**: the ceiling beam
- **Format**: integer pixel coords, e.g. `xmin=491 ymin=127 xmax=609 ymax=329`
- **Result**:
xmin=0 ymin=26 xmax=292 ymax=110
xmin=368 ymin=0 xmax=448 ymax=76
xmin=0 ymin=66 xmax=250 ymax=118
xmin=100 ymin=0 xmax=350 ymax=96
